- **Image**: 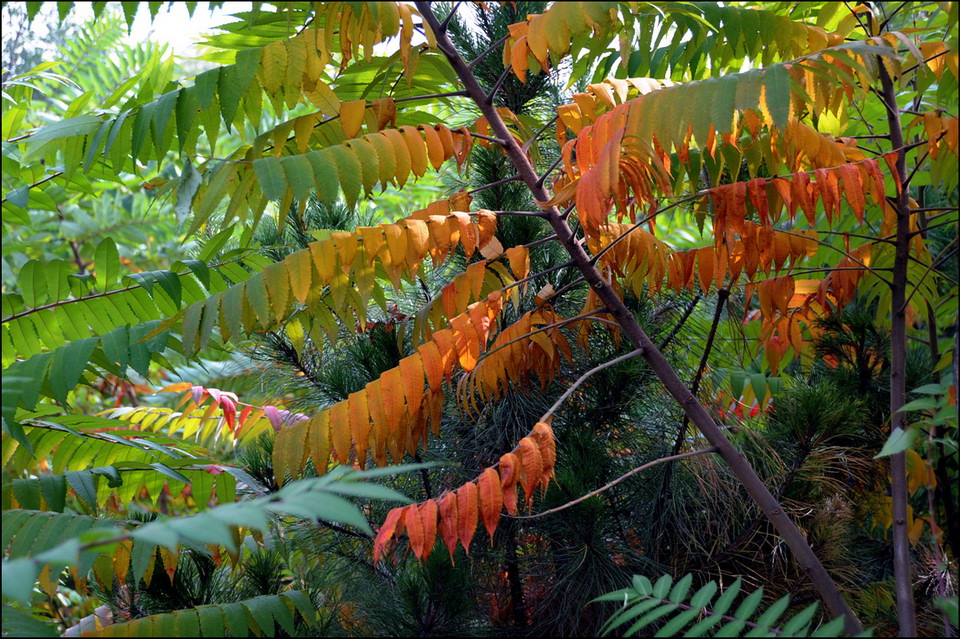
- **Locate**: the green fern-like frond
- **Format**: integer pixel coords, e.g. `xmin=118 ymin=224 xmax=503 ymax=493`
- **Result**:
xmin=80 ymin=590 xmax=317 ymax=637
xmin=595 ymin=573 xmax=858 ymax=637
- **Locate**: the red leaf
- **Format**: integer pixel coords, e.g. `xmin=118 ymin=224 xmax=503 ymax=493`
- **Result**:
xmin=374 ymin=507 xmax=406 ymax=561
xmin=438 ymin=493 xmax=459 ymax=562
xmin=418 ymin=499 xmax=438 ymax=562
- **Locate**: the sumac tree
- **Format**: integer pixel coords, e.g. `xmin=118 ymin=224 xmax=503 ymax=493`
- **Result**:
xmin=2 ymin=2 xmax=957 ymax=637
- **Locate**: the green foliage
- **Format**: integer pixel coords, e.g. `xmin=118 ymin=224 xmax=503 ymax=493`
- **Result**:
xmin=81 ymin=591 xmax=317 ymax=637
xmin=596 ymin=573 xmax=854 ymax=637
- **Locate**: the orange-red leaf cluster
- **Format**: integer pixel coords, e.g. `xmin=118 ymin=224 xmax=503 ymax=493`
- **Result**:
xmin=374 ymin=422 xmax=558 ymax=562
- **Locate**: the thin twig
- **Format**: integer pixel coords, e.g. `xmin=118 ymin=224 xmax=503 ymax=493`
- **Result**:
xmin=901 ymin=241 xmax=958 ymax=312
xmin=510 ymin=448 xmax=718 ymax=519
xmin=540 ymin=349 xmax=643 ymax=421
xmin=536 ymin=154 xmax=565 ymax=189
xmin=467 ymin=34 xmax=509 ymax=70
xmin=657 ymin=293 xmax=702 ymax=351
xmin=466 ymin=173 xmax=522 ymax=195
xmin=485 ymin=65 xmax=513 ymax=104
xmin=438 ymin=1 xmax=463 ymax=32
xmin=521 ymin=115 xmax=558 ymax=153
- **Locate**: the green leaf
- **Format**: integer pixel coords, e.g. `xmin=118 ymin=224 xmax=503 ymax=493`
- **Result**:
xmin=712 ymin=579 xmax=742 ymax=615
xmin=911 ymin=383 xmax=950 ymax=395
xmin=253 ymin=157 xmax=286 ymax=201
xmin=121 ymin=0 xmax=138 ymax=30
xmin=810 ymin=616 xmax=846 ymax=637
xmin=175 ymin=159 xmax=203 ymax=226
xmin=17 ymin=260 xmax=46 ymax=308
xmin=38 ymin=474 xmax=66 ymax=512
xmin=217 ymin=65 xmax=244 ymax=130
xmin=935 ymin=597 xmax=958 ymax=627
xmin=668 ymin=573 xmax=692 ymax=602
xmin=875 ymin=427 xmax=917 ymax=458
xmin=1 ymin=558 xmax=40 ymax=602
xmin=655 ymin=607 xmax=701 ymax=637
xmin=652 ymin=574 xmax=673 ymax=598
xmin=94 ymin=238 xmax=120 ymax=293
xmin=690 ymin=581 xmax=718 ymax=609
xmin=280 ymin=154 xmax=316 ymax=200
xmin=65 ymin=470 xmax=97 ymax=510
xmin=25 ymin=115 xmax=102 ymax=159
xmin=764 ymin=64 xmax=792 ymax=130
xmin=898 ymin=396 xmax=940 ymax=412
xmin=194 ymin=68 xmax=220 ymax=110
xmin=779 ymin=603 xmax=819 ymax=636
xmin=43 ymin=259 xmax=72 ymax=304
xmin=733 ymin=586 xmax=764 ymax=620
xmin=1 ymin=605 xmax=59 ymax=637
xmin=153 ymin=89 xmax=179 ymax=151
xmin=131 ymin=101 xmax=156 ymax=164
xmin=49 ymin=337 xmax=98 ymax=404
xmin=752 ymin=594 xmax=790 ymax=632
xmin=196 ymin=606 xmax=225 ymax=637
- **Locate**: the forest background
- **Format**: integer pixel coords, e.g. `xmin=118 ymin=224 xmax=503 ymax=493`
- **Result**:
xmin=1 ymin=1 xmax=957 ymax=637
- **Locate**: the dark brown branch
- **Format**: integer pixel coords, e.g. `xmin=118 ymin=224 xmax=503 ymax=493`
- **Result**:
xmin=878 ymin=47 xmax=919 ymax=637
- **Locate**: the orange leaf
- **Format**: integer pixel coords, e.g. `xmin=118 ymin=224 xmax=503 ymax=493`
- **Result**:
xmin=348 ymin=390 xmax=370 ymax=469
xmin=370 ymin=97 xmax=396 ymax=130
xmin=374 ymin=506 xmax=406 ymax=561
xmin=531 ymin=422 xmax=556 ymax=489
xmin=398 ymin=353 xmax=425 ymax=415
xmin=404 ymin=503 xmax=427 ymax=561
xmin=499 ymin=452 xmax=521 ymax=516
xmin=418 ymin=499 xmax=438 ymax=561
xmin=329 ymin=401 xmax=351 ymax=463
xmin=697 ymin=248 xmax=715 ymax=293
xmin=456 ymin=481 xmax=479 ymax=555
xmin=837 ymin=164 xmax=865 ymax=223
xmin=421 ymin=124 xmax=446 ymax=170
xmin=438 ymin=493 xmax=459 ymax=562
xmin=366 ymin=378 xmax=389 ymax=467
xmin=477 ymin=468 xmax=503 ymax=542
xmin=515 ymin=436 xmax=543 ymax=506
xmin=504 ymin=246 xmax=530 ymax=282
xmin=310 ymin=411 xmax=331 ymax=474
xmin=774 ymin=276 xmax=795 ymax=317
xmin=420 ymin=341 xmax=445 ymax=392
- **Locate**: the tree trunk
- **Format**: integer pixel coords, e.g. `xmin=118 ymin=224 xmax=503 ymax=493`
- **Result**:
xmin=877 ymin=60 xmax=918 ymax=638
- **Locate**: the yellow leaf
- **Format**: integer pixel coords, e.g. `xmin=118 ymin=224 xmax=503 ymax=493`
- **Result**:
xmin=260 ymin=41 xmax=288 ymax=95
xmin=340 ymin=99 xmax=367 ymax=139
xmin=304 ymin=79 xmax=340 ymax=116
xmin=400 ymin=125 xmax=428 ymax=177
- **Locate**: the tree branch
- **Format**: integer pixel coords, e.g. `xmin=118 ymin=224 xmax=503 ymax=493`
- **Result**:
xmin=510 ymin=448 xmax=718 ymax=519
xmin=540 ymin=348 xmax=643 ymax=422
